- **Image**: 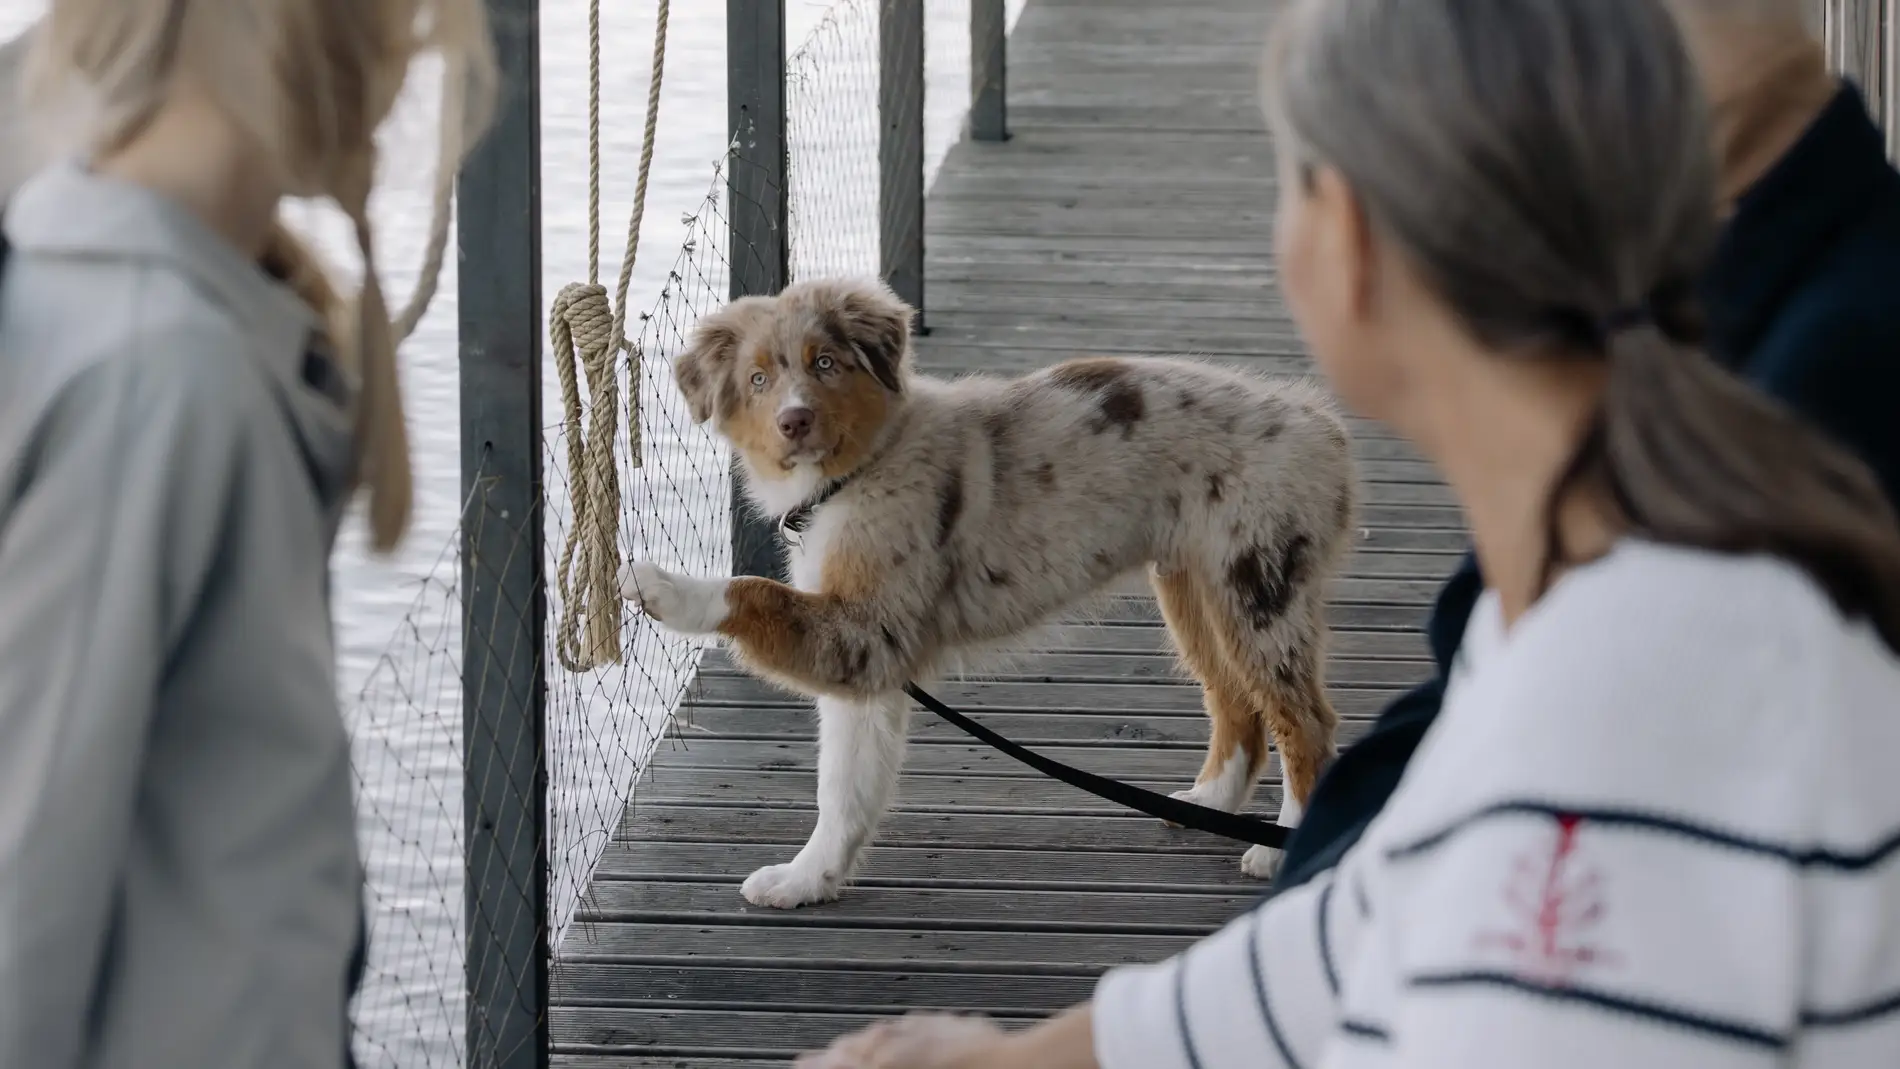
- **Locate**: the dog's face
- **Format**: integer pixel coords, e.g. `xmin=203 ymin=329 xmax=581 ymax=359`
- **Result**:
xmin=675 ymin=278 xmax=914 ymax=479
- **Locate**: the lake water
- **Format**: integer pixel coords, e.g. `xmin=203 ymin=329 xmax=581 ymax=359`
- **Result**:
xmin=0 ymin=1 xmax=1022 ymax=1063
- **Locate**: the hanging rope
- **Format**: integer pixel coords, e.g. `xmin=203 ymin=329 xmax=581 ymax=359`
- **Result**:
xmin=552 ymin=0 xmax=671 ymax=671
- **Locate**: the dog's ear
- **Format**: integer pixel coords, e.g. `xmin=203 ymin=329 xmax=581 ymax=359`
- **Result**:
xmin=820 ymin=279 xmax=914 ymax=394
xmin=674 ymin=309 xmax=747 ymax=424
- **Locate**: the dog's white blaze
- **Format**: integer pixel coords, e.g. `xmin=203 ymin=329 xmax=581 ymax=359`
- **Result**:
xmin=777 ymin=383 xmax=812 ymax=413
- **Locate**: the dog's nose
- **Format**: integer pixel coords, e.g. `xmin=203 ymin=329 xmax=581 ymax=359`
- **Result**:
xmin=777 ymin=406 xmax=815 ymax=441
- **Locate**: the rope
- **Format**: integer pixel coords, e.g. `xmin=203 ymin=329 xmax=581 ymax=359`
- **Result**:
xmin=551 ymin=0 xmax=671 ymax=671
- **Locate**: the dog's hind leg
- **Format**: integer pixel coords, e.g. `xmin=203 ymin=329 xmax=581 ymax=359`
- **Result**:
xmin=1211 ymin=591 xmax=1339 ymax=880
xmin=1152 ymin=568 xmax=1274 ymax=818
xmin=740 ymin=689 xmax=909 ymax=909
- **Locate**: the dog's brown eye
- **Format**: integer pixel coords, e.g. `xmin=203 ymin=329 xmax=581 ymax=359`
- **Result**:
xmin=815 ymin=355 xmax=834 ymax=372
xmin=750 ymin=371 xmax=768 ymax=388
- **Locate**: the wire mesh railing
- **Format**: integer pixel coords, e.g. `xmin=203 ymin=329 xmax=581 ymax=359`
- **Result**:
xmin=338 ymin=0 xmax=1002 ymax=1064
xmin=786 ymin=0 xmax=881 ymax=281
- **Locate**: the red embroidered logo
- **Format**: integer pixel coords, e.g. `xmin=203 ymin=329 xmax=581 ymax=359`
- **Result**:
xmin=1474 ymin=813 xmax=1620 ymax=982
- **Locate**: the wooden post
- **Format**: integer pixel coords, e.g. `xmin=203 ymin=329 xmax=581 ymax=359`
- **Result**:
xmin=458 ymin=0 xmax=548 ymax=1064
xmin=727 ymin=0 xmax=790 ymax=579
xmin=880 ymin=0 xmax=927 ymax=329
xmin=970 ymin=0 xmax=1008 ymax=142
xmin=1886 ymin=0 xmax=1898 ymax=158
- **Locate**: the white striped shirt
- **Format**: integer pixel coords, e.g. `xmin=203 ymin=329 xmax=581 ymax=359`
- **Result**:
xmin=1095 ymin=541 xmax=1900 ymax=1068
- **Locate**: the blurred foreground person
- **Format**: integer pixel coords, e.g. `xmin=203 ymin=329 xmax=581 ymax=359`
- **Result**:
xmin=0 ymin=25 xmax=39 ymax=197
xmin=1273 ymin=0 xmax=1900 ymax=896
xmin=796 ymin=0 xmax=1900 ymax=1064
xmin=0 ymin=2 xmax=492 ymax=1066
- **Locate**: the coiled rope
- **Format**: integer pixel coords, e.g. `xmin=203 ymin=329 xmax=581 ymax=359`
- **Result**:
xmin=551 ymin=0 xmax=671 ymax=671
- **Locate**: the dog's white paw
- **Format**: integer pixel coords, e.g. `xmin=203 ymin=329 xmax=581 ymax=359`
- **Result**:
xmin=741 ymin=862 xmax=842 ymax=909
xmin=1241 ymin=844 xmax=1284 ymax=880
xmin=619 ymin=560 xmax=728 ymax=635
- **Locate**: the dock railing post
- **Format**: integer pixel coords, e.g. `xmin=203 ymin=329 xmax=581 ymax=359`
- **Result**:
xmin=1877 ymin=0 xmax=1892 ymax=157
xmin=728 ymin=0 xmax=790 ymax=579
xmin=458 ymin=0 xmax=549 ymax=1065
xmin=880 ymin=0 xmax=927 ymax=330
xmin=970 ymin=0 xmax=1008 ymax=142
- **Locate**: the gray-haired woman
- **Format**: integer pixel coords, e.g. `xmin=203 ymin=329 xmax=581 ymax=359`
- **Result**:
xmin=796 ymin=0 xmax=1900 ymax=1066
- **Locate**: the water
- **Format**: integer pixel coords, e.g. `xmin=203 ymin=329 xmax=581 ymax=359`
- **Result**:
xmin=0 ymin=1 xmax=1023 ymax=1063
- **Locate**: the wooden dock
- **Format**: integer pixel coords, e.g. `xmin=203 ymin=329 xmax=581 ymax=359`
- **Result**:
xmin=549 ymin=0 xmax=1462 ymax=1062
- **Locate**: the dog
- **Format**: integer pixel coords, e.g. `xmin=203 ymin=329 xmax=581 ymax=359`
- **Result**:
xmin=621 ymin=277 xmax=1356 ymax=909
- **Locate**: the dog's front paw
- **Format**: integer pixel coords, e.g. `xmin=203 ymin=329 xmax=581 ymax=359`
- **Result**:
xmin=619 ymin=560 xmax=728 ymax=635
xmin=741 ymin=861 xmax=843 ymax=909
xmin=1241 ymin=844 xmax=1284 ymax=880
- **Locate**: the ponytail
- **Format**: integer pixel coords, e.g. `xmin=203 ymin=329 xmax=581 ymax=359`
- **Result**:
xmin=1543 ymin=307 xmax=1900 ymax=654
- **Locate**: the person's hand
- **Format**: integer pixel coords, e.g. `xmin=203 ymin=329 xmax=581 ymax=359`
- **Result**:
xmin=793 ymin=1012 xmax=1013 ymax=1069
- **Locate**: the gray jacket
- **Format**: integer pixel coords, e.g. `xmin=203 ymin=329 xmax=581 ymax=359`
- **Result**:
xmin=0 ymin=163 xmax=364 ymax=1068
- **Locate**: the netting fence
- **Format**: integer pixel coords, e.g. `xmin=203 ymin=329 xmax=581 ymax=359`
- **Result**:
xmin=338 ymin=0 xmax=1009 ymax=1064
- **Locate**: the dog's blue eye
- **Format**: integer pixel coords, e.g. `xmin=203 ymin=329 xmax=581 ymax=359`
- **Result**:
xmin=815 ymin=355 xmax=834 ymax=371
xmin=750 ymin=371 xmax=767 ymax=388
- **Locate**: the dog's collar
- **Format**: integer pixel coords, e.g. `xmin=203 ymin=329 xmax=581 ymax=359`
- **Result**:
xmin=778 ymin=473 xmax=856 ymax=546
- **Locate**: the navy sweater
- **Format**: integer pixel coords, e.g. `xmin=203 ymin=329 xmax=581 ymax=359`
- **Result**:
xmin=1273 ymin=82 xmax=1900 ymax=892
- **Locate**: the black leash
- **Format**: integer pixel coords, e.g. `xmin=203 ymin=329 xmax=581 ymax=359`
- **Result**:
xmin=903 ymin=682 xmax=1290 ymax=850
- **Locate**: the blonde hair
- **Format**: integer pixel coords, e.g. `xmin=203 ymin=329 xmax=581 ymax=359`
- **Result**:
xmin=26 ymin=0 xmax=497 ymax=552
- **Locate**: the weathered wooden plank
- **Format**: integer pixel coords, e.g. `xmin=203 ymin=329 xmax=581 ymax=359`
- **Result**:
xmin=594 ymin=842 xmax=1254 ymax=890
xmin=552 ymin=963 xmax=1100 ymax=1014
xmin=632 ymin=767 xmax=1293 ymax=815
xmin=1004 ymin=106 xmax=1267 ymax=132
xmin=577 ymin=881 xmax=1256 ymax=933
xmin=552 ymin=1060 xmax=776 ymax=1069
xmin=926 ymin=233 xmax=1277 ymax=257
xmin=929 ymin=211 xmax=1278 ymax=241
xmin=924 ymin=287 xmax=1290 ymax=318
xmin=927 ymin=180 xmax=1281 ymax=205
xmin=554 ymin=922 xmax=1200 ymax=971
xmin=551 ymin=1007 xmax=1041 ymax=1058
xmin=617 ymin=805 xmax=1250 ymax=856
xmin=923 ymin=324 xmax=1304 ymax=356
xmin=938 ymin=124 xmax=1279 ymax=153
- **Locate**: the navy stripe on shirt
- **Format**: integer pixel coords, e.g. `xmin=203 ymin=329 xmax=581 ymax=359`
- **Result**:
xmin=1246 ymin=909 xmax=1303 ymax=1069
xmin=1409 ymin=970 xmax=1789 ymax=1050
xmin=1386 ymin=799 xmax=1900 ymax=871
xmin=1316 ymin=880 xmax=1340 ymax=996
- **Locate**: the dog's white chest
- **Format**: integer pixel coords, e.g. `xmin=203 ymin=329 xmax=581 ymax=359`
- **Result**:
xmin=785 ymin=508 xmax=843 ymax=592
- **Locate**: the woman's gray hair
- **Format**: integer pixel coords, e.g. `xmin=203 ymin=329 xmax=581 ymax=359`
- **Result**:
xmin=1263 ymin=0 xmax=1900 ymax=651
xmin=1267 ymin=0 xmax=1716 ymax=348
